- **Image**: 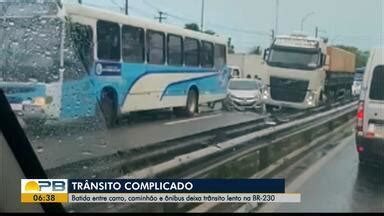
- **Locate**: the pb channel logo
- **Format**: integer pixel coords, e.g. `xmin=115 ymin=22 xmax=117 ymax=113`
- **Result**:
xmin=21 ymin=179 xmax=68 ymax=203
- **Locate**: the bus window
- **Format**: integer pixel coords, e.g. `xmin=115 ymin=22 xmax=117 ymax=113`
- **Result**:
xmin=97 ymin=20 xmax=120 ymax=62
xmin=147 ymin=30 xmax=165 ymax=65
xmin=0 ymin=17 xmax=61 ymax=83
xmin=64 ymin=23 xmax=90 ymax=81
xmin=167 ymin=34 xmax=183 ymax=66
xmin=184 ymin=37 xmax=200 ymax=67
xmin=69 ymin=23 xmax=94 ymax=72
xmin=201 ymin=41 xmax=214 ymax=68
xmin=122 ymin=25 xmax=144 ymax=63
xmin=214 ymin=44 xmax=226 ymax=69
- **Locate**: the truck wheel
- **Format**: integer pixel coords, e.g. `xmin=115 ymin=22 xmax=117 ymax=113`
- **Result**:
xmin=319 ymin=91 xmax=326 ymax=105
xmin=326 ymin=91 xmax=335 ymax=105
xmin=266 ymin=104 xmax=276 ymax=113
xmin=100 ymin=90 xmax=117 ymax=128
xmin=261 ymin=104 xmax=267 ymax=114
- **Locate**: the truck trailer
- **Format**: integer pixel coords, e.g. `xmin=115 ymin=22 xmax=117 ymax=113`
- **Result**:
xmin=228 ymin=54 xmax=266 ymax=79
xmin=262 ymin=33 xmax=356 ymax=109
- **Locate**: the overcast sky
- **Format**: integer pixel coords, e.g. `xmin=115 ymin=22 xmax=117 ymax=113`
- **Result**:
xmin=68 ymin=0 xmax=383 ymax=53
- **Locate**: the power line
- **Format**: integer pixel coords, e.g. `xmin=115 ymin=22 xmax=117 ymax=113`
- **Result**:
xmin=111 ymin=0 xmax=124 ymax=13
xmin=166 ymin=9 xmax=270 ymax=37
xmin=129 ymin=6 xmax=154 ymax=17
xmin=142 ymin=0 xmax=161 ymax=12
xmin=142 ymin=0 xmax=270 ymax=37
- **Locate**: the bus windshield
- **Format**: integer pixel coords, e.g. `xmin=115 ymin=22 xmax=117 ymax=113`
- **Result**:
xmin=267 ymin=48 xmax=320 ymax=70
xmin=0 ymin=2 xmax=61 ymax=83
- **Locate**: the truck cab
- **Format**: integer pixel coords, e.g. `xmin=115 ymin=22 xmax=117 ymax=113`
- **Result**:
xmin=262 ymin=34 xmax=328 ymax=109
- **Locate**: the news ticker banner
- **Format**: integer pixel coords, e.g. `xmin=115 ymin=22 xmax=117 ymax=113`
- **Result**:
xmin=21 ymin=179 xmax=300 ymax=203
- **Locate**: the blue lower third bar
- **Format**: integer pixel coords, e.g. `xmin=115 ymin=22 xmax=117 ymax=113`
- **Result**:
xmin=68 ymin=179 xmax=285 ymax=193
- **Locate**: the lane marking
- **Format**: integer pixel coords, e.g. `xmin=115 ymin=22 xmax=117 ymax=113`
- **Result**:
xmin=164 ymin=113 xmax=222 ymax=126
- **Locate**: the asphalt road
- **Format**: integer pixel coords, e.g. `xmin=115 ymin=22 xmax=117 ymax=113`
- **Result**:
xmin=24 ymin=108 xmax=266 ymax=170
xmin=260 ymin=135 xmax=384 ymax=213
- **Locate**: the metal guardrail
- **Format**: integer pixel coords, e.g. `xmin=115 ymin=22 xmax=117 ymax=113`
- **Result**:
xmin=64 ymin=101 xmax=357 ymax=213
xmin=121 ymin=102 xmax=357 ymax=179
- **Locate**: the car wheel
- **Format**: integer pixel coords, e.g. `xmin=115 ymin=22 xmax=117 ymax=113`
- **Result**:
xmin=208 ymin=102 xmax=216 ymax=109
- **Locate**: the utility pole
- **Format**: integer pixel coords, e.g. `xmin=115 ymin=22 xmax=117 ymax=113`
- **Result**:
xmin=125 ymin=0 xmax=128 ymax=15
xmin=155 ymin=11 xmax=167 ymax=23
xmin=271 ymin=29 xmax=275 ymax=41
xmin=200 ymin=0 xmax=205 ymax=32
xmin=274 ymin=0 xmax=279 ymax=35
xmin=315 ymin=26 xmax=318 ymax=37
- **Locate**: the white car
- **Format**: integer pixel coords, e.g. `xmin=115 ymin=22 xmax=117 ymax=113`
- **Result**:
xmin=352 ymin=68 xmax=365 ymax=96
xmin=355 ymin=48 xmax=384 ymax=166
xmin=223 ymin=79 xmax=266 ymax=113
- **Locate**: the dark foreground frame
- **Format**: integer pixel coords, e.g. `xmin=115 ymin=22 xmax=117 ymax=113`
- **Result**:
xmin=0 ymin=89 xmax=65 ymax=213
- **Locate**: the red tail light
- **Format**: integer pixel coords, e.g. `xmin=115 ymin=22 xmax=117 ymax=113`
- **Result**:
xmin=357 ymin=146 xmax=364 ymax=153
xmin=356 ymin=101 xmax=364 ymax=132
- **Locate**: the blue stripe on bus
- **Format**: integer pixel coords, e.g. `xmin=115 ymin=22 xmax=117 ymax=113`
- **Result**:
xmin=159 ymin=73 xmax=220 ymax=101
xmin=121 ymin=68 xmax=219 ymax=106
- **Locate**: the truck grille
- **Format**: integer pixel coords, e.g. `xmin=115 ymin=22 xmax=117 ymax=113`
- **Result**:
xmin=270 ymin=77 xmax=309 ymax=103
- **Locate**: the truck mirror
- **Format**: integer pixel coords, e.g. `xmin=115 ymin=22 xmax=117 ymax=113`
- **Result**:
xmin=320 ymin=54 xmax=325 ymax=66
xmin=325 ymin=55 xmax=330 ymax=65
xmin=263 ymin=48 xmax=270 ymax=61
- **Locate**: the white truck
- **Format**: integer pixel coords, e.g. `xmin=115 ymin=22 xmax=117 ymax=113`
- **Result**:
xmin=228 ymin=54 xmax=265 ymax=79
xmin=262 ymin=33 xmax=356 ymax=109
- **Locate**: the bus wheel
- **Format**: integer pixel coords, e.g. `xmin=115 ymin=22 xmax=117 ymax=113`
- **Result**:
xmin=100 ymin=90 xmax=117 ymax=128
xmin=185 ymin=89 xmax=198 ymax=117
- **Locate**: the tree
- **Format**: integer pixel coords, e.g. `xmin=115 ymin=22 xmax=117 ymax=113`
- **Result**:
xmin=250 ymin=46 xmax=262 ymax=55
xmin=227 ymin=37 xmax=235 ymax=54
xmin=184 ymin=23 xmax=216 ymax=36
xmin=184 ymin=23 xmax=200 ymax=32
xmin=204 ymin=30 xmax=215 ymax=35
xmin=335 ymin=45 xmax=370 ymax=68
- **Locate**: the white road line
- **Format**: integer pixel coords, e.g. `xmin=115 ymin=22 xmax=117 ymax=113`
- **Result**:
xmin=164 ymin=113 xmax=222 ymax=126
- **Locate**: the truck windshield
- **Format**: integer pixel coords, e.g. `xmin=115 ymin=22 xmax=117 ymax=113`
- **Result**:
xmin=229 ymin=80 xmax=259 ymax=90
xmin=0 ymin=2 xmax=61 ymax=83
xmin=267 ymin=48 xmax=320 ymax=70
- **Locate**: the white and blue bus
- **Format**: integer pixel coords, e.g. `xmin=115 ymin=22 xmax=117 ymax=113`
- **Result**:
xmin=0 ymin=1 xmax=229 ymax=127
